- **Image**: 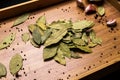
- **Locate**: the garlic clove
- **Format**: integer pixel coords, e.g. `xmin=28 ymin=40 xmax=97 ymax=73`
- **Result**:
xmin=107 ymin=19 xmax=117 ymax=27
xmin=85 ymin=4 xmax=96 ymax=14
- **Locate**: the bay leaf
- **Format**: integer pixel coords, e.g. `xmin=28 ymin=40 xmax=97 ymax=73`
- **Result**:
xmin=97 ymin=6 xmax=105 ymax=16
xmin=9 ymin=54 xmax=23 ymax=75
xmin=89 ymin=30 xmax=96 ymax=40
xmin=36 ymin=15 xmax=47 ymax=30
xmin=88 ymin=42 xmax=97 ymax=48
xmin=32 ymin=27 xmax=42 ymax=45
xmin=73 ymin=32 xmax=82 ymax=38
xmin=28 ymin=24 xmax=44 ymax=35
xmin=62 ymin=35 xmax=72 ymax=44
xmin=0 ymin=33 xmax=16 ymax=50
xmin=89 ymin=30 xmax=102 ymax=45
xmin=13 ymin=13 xmax=29 ymax=27
xmin=67 ymin=43 xmax=76 ymax=49
xmin=68 ymin=30 xmax=73 ymax=35
xmin=63 ymin=35 xmax=71 ymax=41
xmin=36 ymin=22 xmax=47 ymax=31
xmin=44 ymin=28 xmax=67 ymax=46
xmin=30 ymin=38 xmax=40 ymax=48
xmin=48 ymin=20 xmax=72 ymax=29
xmin=92 ymin=37 xmax=102 ymax=45
xmin=21 ymin=33 xmax=30 ymax=43
xmin=36 ymin=15 xmax=46 ymax=25
xmin=82 ymin=32 xmax=88 ymax=43
xmin=72 ymin=20 xmax=95 ymax=30
xmin=72 ymin=38 xmax=86 ymax=46
xmin=62 ymin=40 xmax=71 ymax=44
xmin=54 ymin=48 xmax=66 ymax=65
xmin=43 ymin=45 xmax=58 ymax=60
xmin=41 ymin=29 xmax=52 ymax=44
xmin=28 ymin=24 xmax=36 ymax=33
xmin=0 ymin=63 xmax=7 ymax=78
xmin=71 ymin=29 xmax=82 ymax=33
xmin=76 ymin=45 xmax=92 ymax=53
xmin=51 ymin=29 xmax=58 ymax=34
xmin=71 ymin=51 xmax=81 ymax=59
xmin=60 ymin=42 xmax=71 ymax=59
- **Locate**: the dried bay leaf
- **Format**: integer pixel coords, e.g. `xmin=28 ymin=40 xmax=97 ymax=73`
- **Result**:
xmin=62 ymin=35 xmax=72 ymax=44
xmin=44 ymin=28 xmax=67 ymax=46
xmin=41 ymin=29 xmax=52 ymax=44
xmin=82 ymin=32 xmax=88 ymax=43
xmin=54 ymin=48 xmax=66 ymax=65
xmin=30 ymin=38 xmax=40 ymax=48
xmin=90 ymin=30 xmax=102 ymax=45
xmin=76 ymin=45 xmax=92 ymax=53
xmin=92 ymin=37 xmax=102 ymax=45
xmin=48 ymin=20 xmax=72 ymax=29
xmin=32 ymin=27 xmax=42 ymax=45
xmin=21 ymin=33 xmax=30 ymax=43
xmin=88 ymin=42 xmax=97 ymax=48
xmin=9 ymin=54 xmax=23 ymax=75
xmin=73 ymin=32 xmax=82 ymax=38
xmin=68 ymin=30 xmax=73 ymax=37
xmin=28 ymin=24 xmax=36 ymax=33
xmin=13 ymin=13 xmax=29 ymax=27
xmin=0 ymin=33 xmax=16 ymax=50
xmin=71 ymin=51 xmax=81 ymax=59
xmin=28 ymin=24 xmax=44 ymax=35
xmin=36 ymin=15 xmax=47 ymax=30
xmin=27 ymin=17 xmax=102 ymax=65
xmin=36 ymin=15 xmax=46 ymax=25
xmin=43 ymin=45 xmax=58 ymax=60
xmin=89 ymin=30 xmax=96 ymax=40
xmin=97 ymin=6 xmax=105 ymax=16
xmin=60 ymin=42 xmax=71 ymax=59
xmin=72 ymin=38 xmax=86 ymax=46
xmin=37 ymin=22 xmax=47 ymax=31
xmin=71 ymin=29 xmax=82 ymax=33
xmin=67 ymin=43 xmax=76 ymax=49
xmin=0 ymin=63 xmax=7 ymax=78
xmin=72 ymin=20 xmax=94 ymax=30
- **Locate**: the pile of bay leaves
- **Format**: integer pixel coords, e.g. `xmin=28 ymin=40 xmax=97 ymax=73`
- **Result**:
xmin=0 ymin=14 xmax=102 ymax=68
xmin=27 ymin=15 xmax=102 ymax=65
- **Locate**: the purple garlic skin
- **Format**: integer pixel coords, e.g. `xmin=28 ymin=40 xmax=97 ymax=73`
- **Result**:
xmin=107 ymin=19 xmax=117 ymax=27
xmin=85 ymin=4 xmax=96 ymax=14
xmin=76 ymin=0 xmax=85 ymax=9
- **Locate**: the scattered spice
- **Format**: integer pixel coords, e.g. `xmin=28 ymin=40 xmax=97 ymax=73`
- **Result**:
xmin=114 ymin=37 xmax=117 ymax=40
xmin=48 ymin=71 xmax=51 ymax=73
xmin=76 ymin=74 xmax=78 ymax=76
xmin=94 ymin=14 xmax=98 ymax=19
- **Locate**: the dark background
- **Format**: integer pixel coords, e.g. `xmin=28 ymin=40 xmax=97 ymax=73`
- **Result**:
xmin=0 ymin=0 xmax=29 ymax=9
xmin=0 ymin=0 xmax=120 ymax=80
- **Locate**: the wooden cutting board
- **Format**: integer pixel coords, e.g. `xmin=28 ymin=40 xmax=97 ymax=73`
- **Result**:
xmin=0 ymin=0 xmax=120 ymax=80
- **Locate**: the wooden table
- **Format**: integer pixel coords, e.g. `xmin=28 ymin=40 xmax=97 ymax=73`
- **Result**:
xmin=0 ymin=0 xmax=120 ymax=80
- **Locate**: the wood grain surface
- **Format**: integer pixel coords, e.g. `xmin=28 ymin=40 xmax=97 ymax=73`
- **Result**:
xmin=0 ymin=0 xmax=120 ymax=80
